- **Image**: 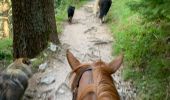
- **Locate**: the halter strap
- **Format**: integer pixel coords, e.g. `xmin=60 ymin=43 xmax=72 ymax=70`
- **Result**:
xmin=72 ymin=66 xmax=92 ymax=100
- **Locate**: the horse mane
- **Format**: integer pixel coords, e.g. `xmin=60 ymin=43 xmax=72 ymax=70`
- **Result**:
xmin=93 ymin=61 xmax=120 ymax=99
xmin=69 ymin=61 xmax=120 ymax=100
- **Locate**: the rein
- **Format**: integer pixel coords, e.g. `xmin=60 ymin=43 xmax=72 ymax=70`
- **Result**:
xmin=71 ymin=66 xmax=93 ymax=100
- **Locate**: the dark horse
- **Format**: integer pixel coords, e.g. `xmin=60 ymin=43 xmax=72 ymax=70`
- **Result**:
xmin=99 ymin=0 xmax=112 ymax=23
xmin=0 ymin=58 xmax=32 ymax=100
xmin=67 ymin=5 xmax=75 ymax=23
xmin=66 ymin=50 xmax=123 ymax=100
xmin=93 ymin=0 xmax=112 ymax=23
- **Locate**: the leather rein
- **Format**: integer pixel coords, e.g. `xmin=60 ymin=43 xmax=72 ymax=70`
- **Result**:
xmin=71 ymin=66 xmax=93 ymax=100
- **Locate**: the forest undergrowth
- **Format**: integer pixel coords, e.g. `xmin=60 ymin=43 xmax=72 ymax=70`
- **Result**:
xmin=107 ymin=0 xmax=170 ymax=99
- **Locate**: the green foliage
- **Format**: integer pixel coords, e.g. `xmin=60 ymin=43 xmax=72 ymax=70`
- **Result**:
xmin=0 ymin=38 xmax=12 ymax=60
xmin=0 ymin=38 xmax=13 ymax=67
xmin=127 ymin=0 xmax=170 ymax=21
xmin=108 ymin=0 xmax=170 ymax=99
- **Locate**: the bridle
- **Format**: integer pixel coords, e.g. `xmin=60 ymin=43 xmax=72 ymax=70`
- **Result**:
xmin=71 ymin=66 xmax=93 ymax=100
xmin=70 ymin=64 xmax=120 ymax=100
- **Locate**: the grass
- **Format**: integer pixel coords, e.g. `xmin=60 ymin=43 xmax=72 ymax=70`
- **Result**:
xmin=0 ymin=38 xmax=12 ymax=61
xmin=0 ymin=38 xmax=13 ymax=68
xmin=107 ymin=0 xmax=170 ymax=99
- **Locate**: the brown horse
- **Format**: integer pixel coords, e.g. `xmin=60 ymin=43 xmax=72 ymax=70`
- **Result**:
xmin=66 ymin=50 xmax=123 ymax=100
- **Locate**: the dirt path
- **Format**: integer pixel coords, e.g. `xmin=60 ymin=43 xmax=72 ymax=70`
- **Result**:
xmin=25 ymin=1 xmax=136 ymax=100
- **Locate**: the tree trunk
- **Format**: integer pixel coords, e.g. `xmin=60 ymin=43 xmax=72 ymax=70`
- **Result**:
xmin=12 ymin=0 xmax=49 ymax=59
xmin=42 ymin=0 xmax=60 ymax=44
xmin=2 ymin=0 xmax=10 ymax=37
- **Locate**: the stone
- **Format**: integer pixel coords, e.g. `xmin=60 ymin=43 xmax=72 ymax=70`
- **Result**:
xmin=39 ymin=62 xmax=48 ymax=71
xmin=49 ymin=42 xmax=57 ymax=52
xmin=40 ymin=75 xmax=55 ymax=85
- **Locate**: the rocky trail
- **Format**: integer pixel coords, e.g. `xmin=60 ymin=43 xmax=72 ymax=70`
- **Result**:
xmin=25 ymin=1 xmax=136 ymax=100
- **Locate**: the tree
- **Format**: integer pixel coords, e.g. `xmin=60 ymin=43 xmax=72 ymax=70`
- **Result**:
xmin=12 ymin=0 xmax=60 ymax=59
xmin=43 ymin=0 xmax=60 ymax=44
xmin=1 ymin=0 xmax=11 ymax=38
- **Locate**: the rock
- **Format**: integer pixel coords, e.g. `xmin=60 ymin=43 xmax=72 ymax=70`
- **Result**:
xmin=55 ymin=83 xmax=72 ymax=100
xmin=90 ymin=39 xmax=113 ymax=45
xmin=40 ymin=74 xmax=55 ymax=85
xmin=49 ymin=42 xmax=57 ymax=52
xmin=39 ymin=62 xmax=48 ymax=71
xmin=56 ymin=83 xmax=71 ymax=94
xmin=43 ymin=53 xmax=47 ymax=57
xmin=30 ymin=58 xmax=37 ymax=62
xmin=84 ymin=26 xmax=96 ymax=33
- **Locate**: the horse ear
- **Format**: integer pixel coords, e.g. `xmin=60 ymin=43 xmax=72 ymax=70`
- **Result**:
xmin=108 ymin=54 xmax=124 ymax=73
xmin=22 ymin=58 xmax=31 ymax=65
xmin=66 ymin=49 xmax=81 ymax=70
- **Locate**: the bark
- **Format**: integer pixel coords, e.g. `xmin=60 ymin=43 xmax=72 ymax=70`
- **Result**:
xmin=12 ymin=0 xmax=49 ymax=59
xmin=42 ymin=0 xmax=60 ymax=44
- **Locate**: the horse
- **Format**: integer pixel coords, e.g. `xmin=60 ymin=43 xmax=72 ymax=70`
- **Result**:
xmin=66 ymin=50 xmax=123 ymax=100
xmin=0 ymin=58 xmax=32 ymax=100
xmin=67 ymin=5 xmax=75 ymax=23
xmin=93 ymin=0 xmax=112 ymax=23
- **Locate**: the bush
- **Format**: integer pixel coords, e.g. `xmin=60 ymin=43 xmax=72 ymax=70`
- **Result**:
xmin=128 ymin=0 xmax=170 ymax=21
xmin=0 ymin=38 xmax=13 ymax=68
xmin=108 ymin=0 xmax=170 ymax=99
